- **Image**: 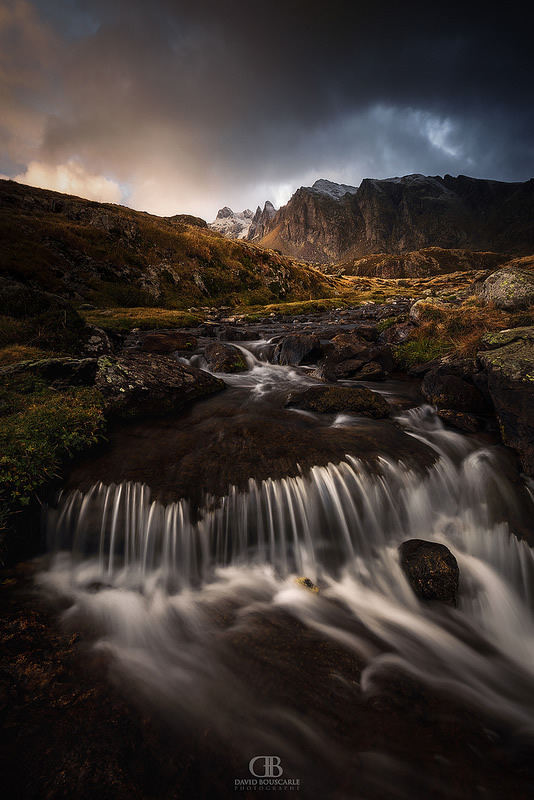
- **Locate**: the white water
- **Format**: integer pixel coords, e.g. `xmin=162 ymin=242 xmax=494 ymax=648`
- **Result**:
xmin=40 ymin=346 xmax=534 ymax=796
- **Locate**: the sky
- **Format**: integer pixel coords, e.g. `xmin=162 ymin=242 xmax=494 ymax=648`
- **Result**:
xmin=1 ymin=0 xmax=533 ymax=221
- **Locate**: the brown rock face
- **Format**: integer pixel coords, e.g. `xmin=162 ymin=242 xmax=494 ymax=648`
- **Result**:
xmin=399 ymin=539 xmax=460 ymax=607
xmin=250 ymin=175 xmax=534 ymax=262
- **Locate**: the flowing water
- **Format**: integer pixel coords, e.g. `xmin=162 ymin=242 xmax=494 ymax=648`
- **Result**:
xmin=39 ymin=336 xmax=534 ymax=798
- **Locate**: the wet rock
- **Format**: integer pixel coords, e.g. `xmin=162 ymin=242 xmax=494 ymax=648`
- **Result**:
xmin=478 ymin=327 xmax=534 ymax=475
xmin=310 ymin=365 xmax=337 ymax=382
xmin=95 ymin=352 xmax=225 ymax=417
xmin=204 ymin=341 xmax=248 ymax=373
xmin=285 ymin=385 xmax=390 ymax=417
xmin=436 ymin=410 xmax=483 ymax=433
xmin=274 ymin=333 xmax=322 ymax=366
xmin=295 ymin=577 xmax=319 ymax=593
xmin=478 ymin=268 xmax=534 ymax=311
xmin=399 ymin=539 xmax=459 ymax=607
xmin=421 ymin=360 xmax=488 ymax=413
xmin=141 ymin=331 xmax=198 ymax=353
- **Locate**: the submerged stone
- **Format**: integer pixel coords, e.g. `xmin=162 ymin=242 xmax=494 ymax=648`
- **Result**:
xmin=399 ymin=539 xmax=459 ymax=607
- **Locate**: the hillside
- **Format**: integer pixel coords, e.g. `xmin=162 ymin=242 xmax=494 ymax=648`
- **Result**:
xmin=0 ymin=180 xmax=336 ymax=309
xmin=249 ymin=174 xmax=534 ymax=262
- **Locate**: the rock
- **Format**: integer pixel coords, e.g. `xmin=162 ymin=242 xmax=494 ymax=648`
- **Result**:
xmin=95 ymin=352 xmax=225 ymax=417
xmin=324 ymin=333 xmax=368 ymax=363
xmin=141 ymin=332 xmax=198 ymax=353
xmin=399 ymin=539 xmax=459 ymax=607
xmin=378 ymin=321 xmax=416 ymax=344
xmin=478 ymin=327 xmax=534 ymax=475
xmin=478 ymin=268 xmax=534 ymax=311
xmin=204 ymin=341 xmax=248 ymax=373
xmin=334 ymin=359 xmax=366 ymax=378
xmin=0 ymin=357 xmax=98 ymax=388
xmin=354 ymin=324 xmax=379 ymax=342
xmin=295 ymin=577 xmax=319 ymax=593
xmin=274 ymin=334 xmax=322 ymax=366
xmin=217 ymin=325 xmax=258 ymax=342
xmin=421 ymin=361 xmax=488 ymax=413
xmin=82 ymin=326 xmax=114 ymax=357
xmin=352 ymin=361 xmax=386 ymax=381
xmin=285 ymin=386 xmax=390 ymax=417
xmin=436 ymin=410 xmax=483 ymax=433
xmin=310 ymin=366 xmax=337 ymax=382
xmin=409 ymin=297 xmax=449 ymax=324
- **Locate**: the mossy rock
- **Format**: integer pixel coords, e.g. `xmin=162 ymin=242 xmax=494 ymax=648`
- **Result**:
xmin=479 ymin=268 xmax=534 ymax=311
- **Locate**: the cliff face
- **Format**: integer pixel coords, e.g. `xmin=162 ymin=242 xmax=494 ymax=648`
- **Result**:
xmin=249 ymin=174 xmax=534 ymax=262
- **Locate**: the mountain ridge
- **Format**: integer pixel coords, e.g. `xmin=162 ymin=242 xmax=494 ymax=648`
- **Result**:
xmin=244 ymin=173 xmax=534 ymax=262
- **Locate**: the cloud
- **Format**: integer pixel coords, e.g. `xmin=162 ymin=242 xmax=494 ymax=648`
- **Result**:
xmin=1 ymin=0 xmax=533 ymax=219
xmin=14 ymin=160 xmax=123 ymax=204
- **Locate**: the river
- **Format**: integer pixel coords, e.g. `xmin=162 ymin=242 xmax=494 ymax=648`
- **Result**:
xmin=34 ymin=327 xmax=534 ymax=798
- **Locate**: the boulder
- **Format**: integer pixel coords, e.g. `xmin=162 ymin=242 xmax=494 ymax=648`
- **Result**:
xmin=95 ymin=352 xmax=225 ymax=417
xmin=218 ymin=325 xmax=258 ymax=342
xmin=478 ymin=268 xmax=534 ymax=311
xmin=323 ymin=333 xmax=369 ymax=363
xmin=421 ymin=360 xmax=488 ymax=413
xmin=378 ymin=321 xmax=416 ymax=345
xmin=141 ymin=332 xmax=198 ymax=353
xmin=204 ymin=341 xmax=248 ymax=373
xmin=82 ymin=326 xmax=114 ymax=357
xmin=409 ymin=297 xmax=449 ymax=324
xmin=285 ymin=385 xmax=390 ymax=417
xmin=399 ymin=539 xmax=459 ymax=607
xmin=274 ymin=334 xmax=322 ymax=366
xmin=436 ymin=410 xmax=483 ymax=433
xmin=478 ymin=327 xmax=534 ymax=475
xmin=352 ymin=361 xmax=386 ymax=381
xmin=0 ymin=357 xmax=98 ymax=388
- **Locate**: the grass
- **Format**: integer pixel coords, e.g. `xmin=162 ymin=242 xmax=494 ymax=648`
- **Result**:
xmin=0 ymin=373 xmax=106 ymax=507
xmin=80 ymin=307 xmax=203 ymax=331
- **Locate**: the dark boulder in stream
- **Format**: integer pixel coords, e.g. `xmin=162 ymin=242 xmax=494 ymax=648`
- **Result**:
xmin=274 ymin=333 xmax=322 ymax=366
xmin=204 ymin=341 xmax=248 ymax=373
xmin=285 ymin=385 xmax=390 ymax=417
xmin=399 ymin=539 xmax=460 ymax=607
xmin=95 ymin=352 xmax=225 ymax=417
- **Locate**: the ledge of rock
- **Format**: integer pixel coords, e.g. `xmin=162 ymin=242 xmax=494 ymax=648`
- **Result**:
xmin=399 ymin=539 xmax=459 ymax=607
xmin=478 ymin=327 xmax=534 ymax=475
xmin=285 ymin=385 xmax=390 ymax=417
xmin=95 ymin=352 xmax=225 ymax=417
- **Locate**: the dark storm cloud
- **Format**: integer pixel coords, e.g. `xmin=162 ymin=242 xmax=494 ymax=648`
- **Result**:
xmin=2 ymin=0 xmax=533 ymax=217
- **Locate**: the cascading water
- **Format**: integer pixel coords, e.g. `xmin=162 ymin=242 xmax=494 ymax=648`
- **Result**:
xmin=39 ymin=338 xmax=534 ymax=799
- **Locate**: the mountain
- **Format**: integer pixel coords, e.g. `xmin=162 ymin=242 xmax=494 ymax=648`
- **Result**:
xmin=0 ymin=180 xmax=335 ymax=308
xmin=209 ymin=206 xmax=254 ymax=239
xmin=247 ymin=174 xmax=534 ymax=262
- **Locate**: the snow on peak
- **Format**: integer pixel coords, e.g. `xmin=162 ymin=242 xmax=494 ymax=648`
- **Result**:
xmin=210 ymin=208 xmax=255 ymax=239
xmin=310 ymin=179 xmax=358 ymax=200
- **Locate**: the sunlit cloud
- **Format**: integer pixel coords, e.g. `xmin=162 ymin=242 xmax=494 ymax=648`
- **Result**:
xmin=13 ymin=160 xmax=123 ymax=204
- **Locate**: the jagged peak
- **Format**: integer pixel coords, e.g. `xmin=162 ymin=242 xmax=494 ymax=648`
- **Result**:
xmin=309 ymin=179 xmax=358 ymax=200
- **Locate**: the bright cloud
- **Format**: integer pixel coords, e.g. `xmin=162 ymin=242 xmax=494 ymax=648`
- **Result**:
xmin=14 ymin=160 xmax=123 ymax=204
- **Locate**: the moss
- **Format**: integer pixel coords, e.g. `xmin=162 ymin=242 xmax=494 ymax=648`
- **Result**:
xmin=395 ymin=338 xmax=453 ymax=368
xmin=0 ymin=378 xmax=106 ymax=507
